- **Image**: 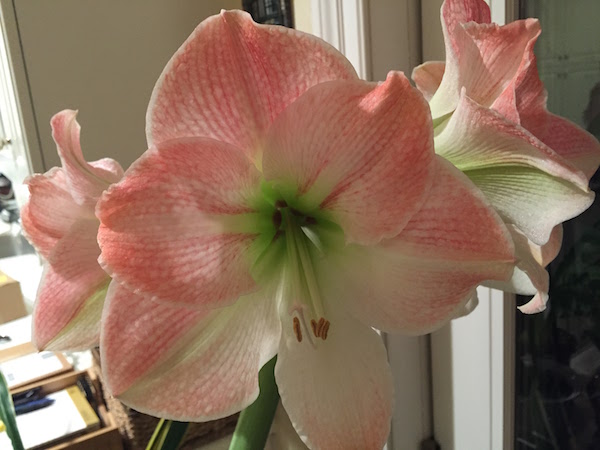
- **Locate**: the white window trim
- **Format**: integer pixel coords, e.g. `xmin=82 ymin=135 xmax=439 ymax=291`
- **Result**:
xmin=310 ymin=0 xmax=371 ymax=80
xmin=0 ymin=0 xmax=44 ymax=177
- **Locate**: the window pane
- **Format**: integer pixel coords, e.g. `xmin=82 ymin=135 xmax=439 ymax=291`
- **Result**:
xmin=515 ymin=2 xmax=600 ymax=449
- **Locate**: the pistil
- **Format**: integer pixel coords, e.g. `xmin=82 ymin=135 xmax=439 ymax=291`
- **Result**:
xmin=274 ymin=202 xmax=331 ymax=345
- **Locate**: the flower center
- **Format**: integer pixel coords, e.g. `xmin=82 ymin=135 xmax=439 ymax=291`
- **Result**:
xmin=250 ymin=182 xmax=344 ymax=348
xmin=273 ymin=201 xmax=331 ymax=346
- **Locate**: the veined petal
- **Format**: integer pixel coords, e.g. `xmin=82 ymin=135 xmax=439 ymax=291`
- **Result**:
xmin=146 ymin=10 xmax=357 ymax=155
xmin=42 ymin=282 xmax=108 ymax=351
xmin=22 ymin=168 xmax=91 ymax=259
xmin=262 ymin=72 xmax=435 ymax=245
xmin=467 ymin=168 xmax=593 ymax=246
xmin=32 ymin=220 xmax=109 ymax=351
xmin=441 ymin=0 xmax=491 ymax=56
xmin=276 ymin=307 xmax=392 ymax=450
xmin=430 ymin=18 xmax=540 ymax=119
xmin=490 ymin=29 xmax=545 ymax=127
xmin=318 ymin=157 xmax=514 ymax=334
xmin=485 ymin=225 xmax=563 ymax=313
xmin=489 ymin=35 xmax=600 ymax=181
xmin=436 ymin=93 xmax=589 ymax=186
xmin=536 ymin=114 xmax=600 ymax=181
xmin=51 ymin=110 xmax=123 ymax=206
xmin=97 ymin=138 xmax=262 ymax=308
xmin=412 ymin=61 xmax=445 ymax=101
xmin=101 ymin=282 xmax=280 ymax=421
xmin=436 ymin=94 xmax=593 ymax=246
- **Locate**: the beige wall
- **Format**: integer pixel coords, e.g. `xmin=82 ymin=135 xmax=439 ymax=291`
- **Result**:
xmin=13 ymin=0 xmax=241 ymax=170
xmin=421 ymin=0 xmax=445 ymax=61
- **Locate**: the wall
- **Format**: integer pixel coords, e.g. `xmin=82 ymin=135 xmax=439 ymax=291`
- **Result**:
xmin=9 ymin=0 xmax=241 ymax=171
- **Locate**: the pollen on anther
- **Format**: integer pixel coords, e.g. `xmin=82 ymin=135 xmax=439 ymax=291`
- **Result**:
xmin=316 ymin=317 xmax=325 ymax=337
xmin=321 ymin=320 xmax=330 ymax=340
xmin=293 ymin=316 xmax=302 ymax=342
xmin=310 ymin=319 xmax=318 ymax=337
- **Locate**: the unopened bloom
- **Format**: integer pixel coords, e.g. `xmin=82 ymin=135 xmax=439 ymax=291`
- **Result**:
xmin=97 ymin=11 xmax=514 ymax=450
xmin=22 ymin=110 xmax=123 ymax=349
xmin=412 ymin=0 xmax=600 ymax=312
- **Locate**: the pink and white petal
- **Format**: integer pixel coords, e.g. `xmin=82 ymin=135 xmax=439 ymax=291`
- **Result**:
xmin=22 ymin=168 xmax=92 ymax=259
xmin=318 ymin=157 xmax=514 ymax=334
xmin=412 ymin=61 xmax=445 ymax=101
xmin=488 ymin=38 xmax=600 ymax=180
xmin=276 ymin=307 xmax=392 ymax=450
xmin=538 ymin=224 xmax=563 ymax=267
xmin=436 ymin=94 xmax=593 ymax=246
xmin=51 ymin=110 xmax=123 ymax=206
xmin=485 ymin=225 xmax=557 ymax=313
xmin=89 ymin=157 xmax=125 ymax=182
xmin=32 ymin=219 xmax=109 ymax=351
xmin=97 ymin=137 xmax=262 ymax=308
xmin=536 ymin=114 xmax=600 ymax=181
xmin=490 ymin=32 xmax=546 ymax=127
xmin=441 ymin=0 xmax=491 ymax=56
xmin=262 ymin=73 xmax=435 ymax=245
xmin=466 ymin=167 xmax=593 ymax=247
xmin=146 ymin=10 xmax=357 ymax=155
xmin=436 ymin=93 xmax=589 ymax=189
xmin=430 ymin=19 xmax=540 ymax=119
xmin=452 ymin=290 xmax=480 ymax=319
xmin=101 ymin=282 xmax=280 ymax=421
xmin=40 ymin=281 xmax=108 ymax=351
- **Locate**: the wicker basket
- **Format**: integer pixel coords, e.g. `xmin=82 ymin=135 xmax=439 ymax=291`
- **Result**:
xmin=91 ymin=349 xmax=238 ymax=450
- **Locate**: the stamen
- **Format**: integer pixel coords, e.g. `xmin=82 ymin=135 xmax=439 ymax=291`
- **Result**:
xmin=275 ymin=199 xmax=288 ymax=209
xmin=308 ymin=317 xmax=331 ymax=340
xmin=316 ymin=317 xmax=325 ymax=337
xmin=321 ymin=320 xmax=330 ymax=340
xmin=310 ymin=319 xmax=318 ymax=337
xmin=293 ymin=316 xmax=302 ymax=342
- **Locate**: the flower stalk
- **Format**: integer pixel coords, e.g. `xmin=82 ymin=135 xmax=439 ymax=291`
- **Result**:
xmin=229 ymin=357 xmax=279 ymax=450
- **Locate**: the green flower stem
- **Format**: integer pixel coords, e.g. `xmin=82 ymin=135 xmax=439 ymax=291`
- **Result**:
xmin=0 ymin=371 xmax=24 ymax=450
xmin=146 ymin=418 xmax=189 ymax=450
xmin=229 ymin=356 xmax=279 ymax=450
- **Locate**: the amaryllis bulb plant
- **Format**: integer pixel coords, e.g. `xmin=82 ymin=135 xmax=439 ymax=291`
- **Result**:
xmin=20 ymin=1 xmax=600 ymax=449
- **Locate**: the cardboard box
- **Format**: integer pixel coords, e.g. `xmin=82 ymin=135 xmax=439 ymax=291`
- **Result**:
xmin=0 ymin=271 xmax=27 ymax=324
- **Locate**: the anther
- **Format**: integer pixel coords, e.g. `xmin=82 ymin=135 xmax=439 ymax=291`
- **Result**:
xmin=309 ymin=317 xmax=330 ymax=340
xmin=321 ymin=320 xmax=330 ymax=340
xmin=293 ymin=316 xmax=302 ymax=342
xmin=275 ymin=199 xmax=288 ymax=209
xmin=316 ymin=318 xmax=325 ymax=337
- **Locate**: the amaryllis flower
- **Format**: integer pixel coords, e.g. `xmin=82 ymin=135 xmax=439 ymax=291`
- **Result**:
xmin=97 ymin=11 xmax=514 ymax=449
xmin=21 ymin=110 xmax=123 ymax=350
xmin=412 ymin=0 xmax=600 ymax=312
